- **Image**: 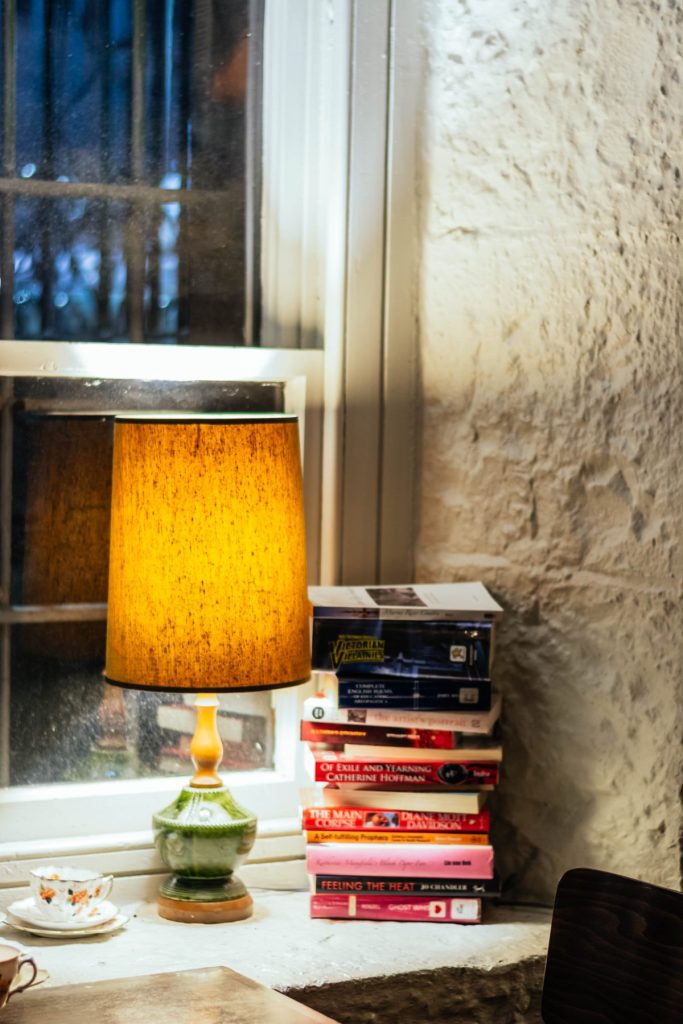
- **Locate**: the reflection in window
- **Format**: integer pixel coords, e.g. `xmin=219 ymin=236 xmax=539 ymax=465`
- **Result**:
xmin=2 ymin=0 xmax=260 ymax=344
xmin=11 ymin=620 xmax=273 ymax=786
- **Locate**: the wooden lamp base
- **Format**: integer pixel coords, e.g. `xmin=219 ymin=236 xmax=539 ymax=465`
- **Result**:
xmin=157 ymin=892 xmax=253 ymax=924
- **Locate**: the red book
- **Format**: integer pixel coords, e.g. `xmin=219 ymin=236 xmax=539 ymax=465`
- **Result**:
xmin=313 ymin=751 xmax=499 ymax=788
xmin=300 ymin=719 xmax=496 ymax=750
xmin=301 ymin=805 xmax=490 ymax=833
xmin=310 ymin=894 xmax=482 ymax=923
xmin=306 ymin=842 xmax=494 ymax=879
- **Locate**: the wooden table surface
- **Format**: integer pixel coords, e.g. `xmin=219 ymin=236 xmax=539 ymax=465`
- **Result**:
xmin=1 ymin=966 xmax=340 ymax=1024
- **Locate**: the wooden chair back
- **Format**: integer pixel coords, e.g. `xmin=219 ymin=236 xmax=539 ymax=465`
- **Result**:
xmin=542 ymin=867 xmax=683 ymax=1022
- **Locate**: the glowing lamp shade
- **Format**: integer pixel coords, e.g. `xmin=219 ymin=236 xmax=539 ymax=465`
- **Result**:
xmin=105 ymin=413 xmax=310 ymax=693
xmin=103 ymin=413 xmax=310 ymax=924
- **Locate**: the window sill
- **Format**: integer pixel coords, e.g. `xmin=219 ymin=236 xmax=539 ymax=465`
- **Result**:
xmin=0 ymin=890 xmax=551 ymax=1024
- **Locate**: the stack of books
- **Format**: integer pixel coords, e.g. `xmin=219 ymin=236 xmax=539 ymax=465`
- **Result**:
xmin=300 ymin=582 xmax=502 ymax=925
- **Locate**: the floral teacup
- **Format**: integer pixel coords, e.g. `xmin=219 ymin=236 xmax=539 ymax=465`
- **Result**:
xmin=29 ymin=865 xmax=114 ymax=923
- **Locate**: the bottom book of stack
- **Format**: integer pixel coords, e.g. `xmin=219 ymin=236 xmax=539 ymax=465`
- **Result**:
xmin=310 ymin=894 xmax=482 ymax=923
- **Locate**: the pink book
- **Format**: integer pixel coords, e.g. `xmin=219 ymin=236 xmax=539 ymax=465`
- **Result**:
xmin=305 ymin=842 xmax=494 ymax=879
xmin=310 ymin=894 xmax=482 ymax=923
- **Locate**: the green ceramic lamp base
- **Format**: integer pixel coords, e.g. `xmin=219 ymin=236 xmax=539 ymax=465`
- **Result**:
xmin=153 ymin=785 xmax=258 ymax=924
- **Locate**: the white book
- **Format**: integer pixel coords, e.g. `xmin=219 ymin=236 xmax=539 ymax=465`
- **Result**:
xmin=309 ymin=581 xmax=503 ymax=621
xmin=343 ymin=743 xmax=503 ymax=763
xmin=303 ymin=688 xmax=502 ymax=735
xmin=321 ymin=787 xmax=488 ymax=814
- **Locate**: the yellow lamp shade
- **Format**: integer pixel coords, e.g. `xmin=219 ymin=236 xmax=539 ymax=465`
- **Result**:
xmin=104 ymin=414 xmax=310 ymax=691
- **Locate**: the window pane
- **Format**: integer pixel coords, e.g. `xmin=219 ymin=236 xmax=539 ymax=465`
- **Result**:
xmin=4 ymin=377 xmax=284 ymax=787
xmin=2 ymin=0 xmax=257 ymax=343
xmin=14 ymin=196 xmax=129 ymax=341
xmin=10 ymin=626 xmax=273 ymax=786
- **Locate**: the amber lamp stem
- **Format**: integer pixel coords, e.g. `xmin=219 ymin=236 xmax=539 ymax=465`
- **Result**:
xmin=190 ymin=693 xmax=223 ymax=788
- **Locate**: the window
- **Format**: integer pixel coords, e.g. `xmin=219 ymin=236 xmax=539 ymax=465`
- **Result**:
xmin=0 ymin=0 xmax=419 ymax=862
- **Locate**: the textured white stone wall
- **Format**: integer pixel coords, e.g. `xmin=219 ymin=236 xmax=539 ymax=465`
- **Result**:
xmin=417 ymin=0 xmax=683 ymax=900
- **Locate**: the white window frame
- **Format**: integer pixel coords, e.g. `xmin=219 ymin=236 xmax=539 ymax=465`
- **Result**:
xmin=0 ymin=0 xmax=421 ymax=885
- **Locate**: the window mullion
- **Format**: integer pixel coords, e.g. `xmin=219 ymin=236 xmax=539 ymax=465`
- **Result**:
xmin=0 ymin=378 xmax=13 ymax=787
xmin=244 ymin=0 xmax=265 ymax=346
xmin=126 ymin=0 xmax=147 ymax=344
xmin=1 ymin=0 xmax=17 ymax=340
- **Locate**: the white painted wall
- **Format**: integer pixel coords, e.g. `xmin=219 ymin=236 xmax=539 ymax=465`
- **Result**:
xmin=416 ymin=0 xmax=683 ymax=899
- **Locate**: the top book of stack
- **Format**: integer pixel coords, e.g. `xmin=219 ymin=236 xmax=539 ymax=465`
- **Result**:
xmin=309 ymin=583 xmax=501 ymax=706
xmin=309 ymin=583 xmax=503 ymax=622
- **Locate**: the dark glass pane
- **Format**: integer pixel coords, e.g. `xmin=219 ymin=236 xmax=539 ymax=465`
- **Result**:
xmin=15 ymin=0 xmax=133 ymax=183
xmin=14 ymin=196 xmax=129 ymax=340
xmin=2 ymin=0 xmax=256 ymax=343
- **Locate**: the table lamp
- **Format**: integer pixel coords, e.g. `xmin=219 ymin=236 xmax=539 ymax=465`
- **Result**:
xmin=104 ymin=413 xmax=310 ymax=923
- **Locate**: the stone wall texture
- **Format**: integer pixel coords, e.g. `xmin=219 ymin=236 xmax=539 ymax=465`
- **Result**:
xmin=416 ymin=0 xmax=683 ymax=900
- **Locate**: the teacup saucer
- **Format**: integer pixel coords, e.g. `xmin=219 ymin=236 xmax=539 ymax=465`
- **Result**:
xmin=7 ymin=897 xmax=118 ymax=931
xmin=4 ymin=909 xmax=128 ymax=940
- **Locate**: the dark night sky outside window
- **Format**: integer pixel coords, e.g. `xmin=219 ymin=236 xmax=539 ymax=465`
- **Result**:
xmin=0 ymin=0 xmax=261 ymax=345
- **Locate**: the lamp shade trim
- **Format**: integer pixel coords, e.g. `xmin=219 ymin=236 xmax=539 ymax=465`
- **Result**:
xmin=103 ymin=675 xmax=310 ymax=693
xmin=112 ymin=413 xmax=298 ymax=425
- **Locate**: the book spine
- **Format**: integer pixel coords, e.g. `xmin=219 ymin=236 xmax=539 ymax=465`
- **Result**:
xmin=305 ymin=830 xmax=489 ymax=845
xmin=336 ymin=678 xmax=492 ymax=712
xmin=301 ymin=807 xmax=491 ymax=832
xmin=312 ymin=619 xmax=492 ymax=678
xmin=322 ymin=787 xmax=488 ymax=814
xmin=313 ymin=607 xmax=496 ymax=621
xmin=301 ymin=719 xmax=464 ymax=749
xmin=314 ymin=757 xmax=499 ymax=787
xmin=302 ymin=694 xmax=500 ymax=733
xmin=343 ymin=743 xmax=502 ymax=762
xmin=306 ymin=842 xmax=494 ymax=879
xmin=310 ymin=894 xmax=482 ymax=923
xmin=312 ymin=874 xmax=500 ymax=896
